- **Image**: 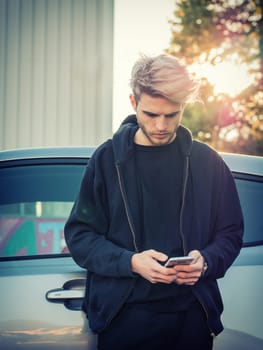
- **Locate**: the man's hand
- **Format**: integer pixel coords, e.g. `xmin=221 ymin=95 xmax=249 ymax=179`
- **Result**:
xmin=131 ymin=249 xmax=205 ymax=285
xmin=131 ymin=249 xmax=177 ymax=284
xmin=171 ymin=250 xmax=205 ymax=286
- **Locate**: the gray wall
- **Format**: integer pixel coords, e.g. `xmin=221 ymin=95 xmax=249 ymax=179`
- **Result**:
xmin=0 ymin=0 xmax=114 ymax=150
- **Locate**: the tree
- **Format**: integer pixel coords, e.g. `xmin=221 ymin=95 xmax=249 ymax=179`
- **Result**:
xmin=167 ymin=0 xmax=263 ymax=155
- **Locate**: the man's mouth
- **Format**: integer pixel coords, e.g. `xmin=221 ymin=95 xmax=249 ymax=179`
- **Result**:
xmin=152 ymin=133 xmax=169 ymax=139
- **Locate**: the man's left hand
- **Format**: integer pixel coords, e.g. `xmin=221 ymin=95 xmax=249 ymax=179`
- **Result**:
xmin=171 ymin=250 xmax=205 ymax=286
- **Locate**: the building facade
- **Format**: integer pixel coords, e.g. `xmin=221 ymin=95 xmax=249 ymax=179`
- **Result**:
xmin=0 ymin=0 xmax=114 ymax=150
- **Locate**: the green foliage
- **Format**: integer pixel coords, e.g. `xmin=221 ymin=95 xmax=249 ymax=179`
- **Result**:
xmin=166 ymin=0 xmax=263 ymax=155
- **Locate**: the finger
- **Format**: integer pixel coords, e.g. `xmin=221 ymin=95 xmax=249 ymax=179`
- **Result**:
xmin=188 ymin=250 xmax=203 ymax=264
xmin=176 ymin=278 xmax=198 ymax=285
xmin=150 ymin=279 xmax=157 ymax=284
xmin=148 ymin=249 xmax=168 ymax=263
xmin=150 ymin=271 xmax=177 ymax=284
xmin=176 ymin=272 xmax=201 ymax=281
xmin=173 ymin=264 xmax=202 ymax=274
xmin=177 ymin=273 xmax=201 ymax=283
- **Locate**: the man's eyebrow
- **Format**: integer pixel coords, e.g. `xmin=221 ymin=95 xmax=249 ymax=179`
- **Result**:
xmin=165 ymin=111 xmax=180 ymax=118
xmin=142 ymin=110 xmax=181 ymax=118
xmin=142 ymin=110 xmax=159 ymax=117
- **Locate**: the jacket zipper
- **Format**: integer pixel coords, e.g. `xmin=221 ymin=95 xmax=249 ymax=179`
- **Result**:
xmin=116 ymin=163 xmax=139 ymax=253
xmin=193 ymin=289 xmax=215 ymax=337
xmin=103 ymin=164 xmax=139 ymax=328
xmin=179 ymin=156 xmax=189 ymax=255
xmin=179 ymin=156 xmax=214 ymax=336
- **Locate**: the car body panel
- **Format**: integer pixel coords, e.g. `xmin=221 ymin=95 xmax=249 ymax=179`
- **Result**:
xmin=0 ymin=256 xmax=95 ymax=349
xmin=217 ymin=153 xmax=263 ymax=348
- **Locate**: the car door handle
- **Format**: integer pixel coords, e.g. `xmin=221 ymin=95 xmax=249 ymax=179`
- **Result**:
xmin=46 ymin=278 xmax=85 ymax=311
xmin=46 ymin=289 xmax=84 ymax=300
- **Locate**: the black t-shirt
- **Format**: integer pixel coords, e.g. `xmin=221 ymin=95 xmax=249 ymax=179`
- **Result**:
xmin=128 ymin=138 xmax=196 ymax=311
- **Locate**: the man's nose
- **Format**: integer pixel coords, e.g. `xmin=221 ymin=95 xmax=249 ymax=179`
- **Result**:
xmin=156 ymin=116 xmax=167 ymax=131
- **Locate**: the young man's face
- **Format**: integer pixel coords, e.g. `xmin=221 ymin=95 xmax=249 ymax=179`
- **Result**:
xmin=130 ymin=93 xmax=183 ymax=146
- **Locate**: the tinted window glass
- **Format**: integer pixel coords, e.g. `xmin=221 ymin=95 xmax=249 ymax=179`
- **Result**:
xmin=235 ymin=178 xmax=263 ymax=245
xmin=0 ymin=164 xmax=85 ymax=258
xmin=1 ymin=163 xmax=261 ymax=258
xmin=0 ymin=165 xmax=84 ymax=204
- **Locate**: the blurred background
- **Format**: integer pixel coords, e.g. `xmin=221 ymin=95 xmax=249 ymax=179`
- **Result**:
xmin=0 ymin=0 xmax=262 ymax=155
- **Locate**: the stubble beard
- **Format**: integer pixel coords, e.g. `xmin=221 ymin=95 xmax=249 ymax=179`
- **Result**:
xmin=139 ymin=124 xmax=178 ymax=146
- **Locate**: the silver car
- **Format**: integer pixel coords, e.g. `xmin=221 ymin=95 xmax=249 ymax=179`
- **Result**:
xmin=0 ymin=148 xmax=262 ymax=349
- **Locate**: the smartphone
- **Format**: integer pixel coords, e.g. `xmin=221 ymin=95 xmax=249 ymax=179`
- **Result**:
xmin=164 ymin=256 xmax=194 ymax=267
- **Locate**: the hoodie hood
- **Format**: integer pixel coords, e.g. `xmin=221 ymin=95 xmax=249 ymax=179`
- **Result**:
xmin=112 ymin=114 xmax=193 ymax=163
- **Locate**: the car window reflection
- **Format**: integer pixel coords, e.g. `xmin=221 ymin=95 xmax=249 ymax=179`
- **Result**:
xmin=0 ymin=203 xmax=71 ymax=257
xmin=0 ymin=164 xmax=84 ymax=259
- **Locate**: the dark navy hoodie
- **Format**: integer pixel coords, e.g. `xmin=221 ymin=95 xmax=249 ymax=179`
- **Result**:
xmin=64 ymin=115 xmax=244 ymax=336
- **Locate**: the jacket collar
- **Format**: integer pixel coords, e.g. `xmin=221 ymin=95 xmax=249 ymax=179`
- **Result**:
xmin=112 ymin=114 xmax=193 ymax=163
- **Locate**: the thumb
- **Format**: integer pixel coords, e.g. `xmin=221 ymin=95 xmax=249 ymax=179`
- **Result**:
xmin=188 ymin=250 xmax=202 ymax=263
xmin=148 ymin=249 xmax=168 ymax=263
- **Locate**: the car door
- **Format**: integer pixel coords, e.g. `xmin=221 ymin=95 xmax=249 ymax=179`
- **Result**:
xmin=0 ymin=154 xmax=97 ymax=349
xmin=214 ymin=170 xmax=263 ymax=350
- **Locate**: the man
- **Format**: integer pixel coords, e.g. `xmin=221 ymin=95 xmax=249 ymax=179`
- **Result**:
xmin=65 ymin=54 xmax=244 ymax=350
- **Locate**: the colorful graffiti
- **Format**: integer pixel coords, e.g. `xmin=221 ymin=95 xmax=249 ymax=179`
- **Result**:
xmin=0 ymin=217 xmax=68 ymax=257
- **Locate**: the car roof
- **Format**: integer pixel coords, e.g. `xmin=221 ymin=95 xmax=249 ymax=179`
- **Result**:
xmin=0 ymin=147 xmax=96 ymax=162
xmin=221 ymin=152 xmax=263 ymax=177
xmin=0 ymin=147 xmax=262 ymax=176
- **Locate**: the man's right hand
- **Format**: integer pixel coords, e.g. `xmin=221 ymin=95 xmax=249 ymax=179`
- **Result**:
xmin=131 ymin=249 xmax=178 ymax=284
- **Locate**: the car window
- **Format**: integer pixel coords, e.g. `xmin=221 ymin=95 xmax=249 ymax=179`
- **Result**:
xmin=0 ymin=163 xmax=85 ymax=259
xmin=1 ymin=162 xmax=262 ymax=258
xmin=235 ymin=177 xmax=263 ymax=246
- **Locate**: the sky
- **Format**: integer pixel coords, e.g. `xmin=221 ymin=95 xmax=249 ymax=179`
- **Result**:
xmin=113 ymin=0 xmax=175 ymax=131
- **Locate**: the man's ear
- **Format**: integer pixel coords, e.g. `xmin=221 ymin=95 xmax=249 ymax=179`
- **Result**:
xmin=129 ymin=94 xmax=137 ymax=111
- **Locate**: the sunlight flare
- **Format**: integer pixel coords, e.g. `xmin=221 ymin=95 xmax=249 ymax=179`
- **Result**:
xmin=190 ymin=54 xmax=256 ymax=97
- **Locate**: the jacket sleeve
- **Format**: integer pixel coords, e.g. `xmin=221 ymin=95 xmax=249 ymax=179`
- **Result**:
xmin=201 ymin=157 xmax=244 ymax=279
xmin=64 ymin=154 xmax=135 ymax=278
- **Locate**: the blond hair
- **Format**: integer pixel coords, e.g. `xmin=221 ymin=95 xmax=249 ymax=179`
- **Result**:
xmin=130 ymin=54 xmax=199 ymax=105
